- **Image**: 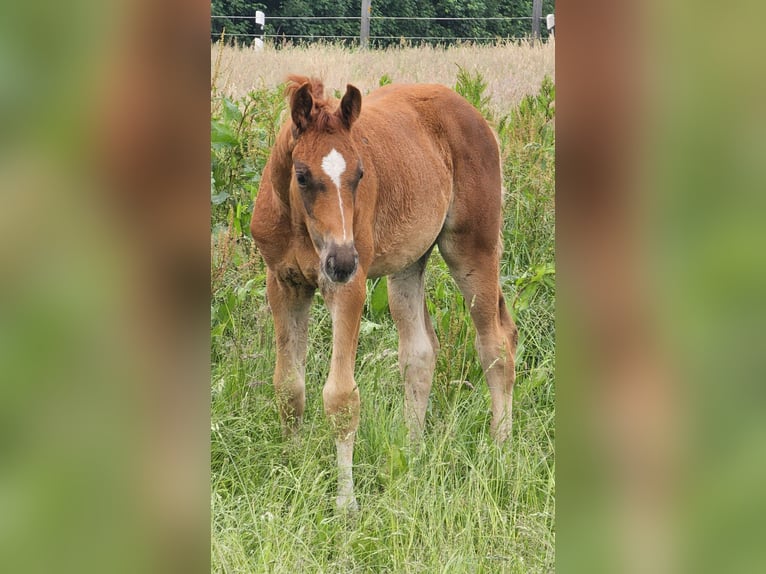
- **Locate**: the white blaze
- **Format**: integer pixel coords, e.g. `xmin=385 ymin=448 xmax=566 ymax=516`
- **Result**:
xmin=321 ymin=148 xmax=348 ymax=240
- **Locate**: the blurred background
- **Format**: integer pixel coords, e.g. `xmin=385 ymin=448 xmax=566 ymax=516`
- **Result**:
xmin=557 ymin=1 xmax=766 ymax=573
xmin=0 ymin=0 xmax=764 ymax=572
xmin=0 ymin=1 xmax=210 ymax=572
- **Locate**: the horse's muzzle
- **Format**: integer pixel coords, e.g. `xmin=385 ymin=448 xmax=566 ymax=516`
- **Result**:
xmin=323 ymin=243 xmax=359 ymax=284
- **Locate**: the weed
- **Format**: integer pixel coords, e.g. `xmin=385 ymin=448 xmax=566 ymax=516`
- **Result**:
xmin=211 ymin=86 xmax=286 ymax=238
xmin=454 ymin=64 xmax=493 ymax=121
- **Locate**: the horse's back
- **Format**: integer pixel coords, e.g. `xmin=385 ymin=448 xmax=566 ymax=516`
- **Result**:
xmin=358 ymin=87 xmax=455 ymax=277
xmin=364 ymin=83 xmax=501 ymax=196
xmin=365 ymin=83 xmax=503 ymax=244
xmin=358 ymin=83 xmax=503 ymax=277
xmin=365 ymin=83 xmax=498 ymax=147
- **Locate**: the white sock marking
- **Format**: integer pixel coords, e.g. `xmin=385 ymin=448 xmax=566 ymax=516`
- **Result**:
xmin=321 ymin=148 xmax=348 ymax=240
xmin=335 ymin=433 xmax=357 ymax=510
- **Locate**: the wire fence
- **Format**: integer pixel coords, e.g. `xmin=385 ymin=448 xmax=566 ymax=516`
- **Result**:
xmin=212 ymin=16 xmax=534 ymax=21
xmin=221 ymin=34 xmax=536 ymax=42
xmin=211 ymin=14 xmax=552 ymax=46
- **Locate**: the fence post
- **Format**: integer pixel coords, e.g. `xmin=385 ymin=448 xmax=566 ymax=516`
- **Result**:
xmin=532 ymin=0 xmax=542 ymax=39
xmin=360 ymin=0 xmax=371 ymax=48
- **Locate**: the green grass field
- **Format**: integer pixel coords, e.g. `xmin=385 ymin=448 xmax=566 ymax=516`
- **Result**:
xmin=211 ymin=45 xmax=555 ymax=572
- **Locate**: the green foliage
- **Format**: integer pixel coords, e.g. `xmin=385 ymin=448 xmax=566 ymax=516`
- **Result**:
xmin=454 ymin=65 xmax=493 ymax=120
xmin=210 ymin=86 xmax=285 ymax=361
xmin=279 ymin=0 xmax=360 ymax=41
xmin=210 ymin=87 xmax=286 ymax=237
xmin=368 ymin=277 xmax=389 ymax=318
xmin=378 ymin=73 xmax=393 ymax=86
xmin=512 ymin=74 xmax=556 ymax=124
xmin=514 ymin=262 xmax=555 ymax=313
xmin=212 ymin=0 xmax=558 ymax=46
xmin=212 ymin=0 xmax=267 ymax=40
xmin=494 ymin=75 xmax=555 ymax=377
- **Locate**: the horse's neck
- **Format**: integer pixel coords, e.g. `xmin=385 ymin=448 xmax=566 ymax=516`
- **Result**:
xmin=266 ymin=125 xmax=311 ymax=240
xmin=268 ymin=123 xmax=295 ymax=204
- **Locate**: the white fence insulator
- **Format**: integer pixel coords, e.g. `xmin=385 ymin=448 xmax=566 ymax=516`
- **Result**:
xmin=546 ymin=14 xmax=555 ymax=31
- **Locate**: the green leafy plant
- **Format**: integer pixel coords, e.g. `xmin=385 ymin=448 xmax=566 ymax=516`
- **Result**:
xmin=454 ymin=64 xmax=492 ymax=121
xmin=513 ymin=262 xmax=555 ymax=313
xmin=210 ymin=86 xmax=285 ymax=238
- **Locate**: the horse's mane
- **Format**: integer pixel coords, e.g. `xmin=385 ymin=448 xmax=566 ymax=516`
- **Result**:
xmin=284 ymin=74 xmax=345 ymax=133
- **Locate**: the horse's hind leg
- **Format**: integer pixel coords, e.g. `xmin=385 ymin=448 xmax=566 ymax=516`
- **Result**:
xmin=388 ymin=251 xmax=439 ymax=442
xmin=437 ymin=234 xmax=518 ymax=442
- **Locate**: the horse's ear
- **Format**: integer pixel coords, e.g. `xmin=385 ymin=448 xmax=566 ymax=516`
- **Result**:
xmin=338 ymin=84 xmax=362 ymax=129
xmin=290 ymin=82 xmax=313 ymax=134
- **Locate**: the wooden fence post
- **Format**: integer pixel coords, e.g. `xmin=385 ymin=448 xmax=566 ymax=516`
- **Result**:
xmin=532 ymin=0 xmax=542 ymax=39
xmin=361 ymin=0 xmax=371 ymax=48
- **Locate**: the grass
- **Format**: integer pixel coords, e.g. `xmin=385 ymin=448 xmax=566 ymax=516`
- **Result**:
xmin=211 ymin=43 xmax=555 ymax=573
xmin=212 ymin=40 xmax=555 ymax=117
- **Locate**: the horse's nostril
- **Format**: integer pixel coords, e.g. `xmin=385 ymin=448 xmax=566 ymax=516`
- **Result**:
xmin=324 ymin=244 xmax=358 ymax=283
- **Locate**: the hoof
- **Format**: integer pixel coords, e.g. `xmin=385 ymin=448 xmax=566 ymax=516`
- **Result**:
xmin=335 ymin=494 xmax=359 ymax=513
xmin=491 ymin=418 xmax=513 ymax=444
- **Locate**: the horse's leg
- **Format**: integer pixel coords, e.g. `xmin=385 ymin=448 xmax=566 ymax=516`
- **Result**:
xmin=266 ymin=270 xmax=314 ymax=435
xmin=437 ymin=236 xmax=518 ymax=442
xmin=321 ymin=276 xmax=365 ymax=511
xmin=387 ymin=252 xmax=439 ymax=442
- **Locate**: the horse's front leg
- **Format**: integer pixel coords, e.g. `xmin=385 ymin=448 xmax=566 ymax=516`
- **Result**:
xmin=321 ymin=276 xmax=365 ymax=512
xmin=267 ymin=270 xmax=314 ymax=435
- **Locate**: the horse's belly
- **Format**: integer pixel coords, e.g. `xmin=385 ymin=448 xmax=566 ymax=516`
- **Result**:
xmin=367 ymin=204 xmax=446 ymax=278
xmin=365 ymin=142 xmax=453 ymax=278
xmin=368 ymin=250 xmax=424 ymax=278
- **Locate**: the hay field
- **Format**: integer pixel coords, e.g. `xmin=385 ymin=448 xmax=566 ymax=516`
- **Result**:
xmin=212 ymin=41 xmax=554 ymax=115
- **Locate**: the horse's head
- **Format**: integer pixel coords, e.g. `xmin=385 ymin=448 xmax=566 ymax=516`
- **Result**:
xmin=287 ymin=77 xmax=364 ymax=285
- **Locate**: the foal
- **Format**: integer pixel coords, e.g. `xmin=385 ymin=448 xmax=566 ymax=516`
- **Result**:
xmin=250 ymin=76 xmax=518 ymax=511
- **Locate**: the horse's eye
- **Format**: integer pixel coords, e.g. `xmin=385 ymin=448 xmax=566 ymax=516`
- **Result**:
xmin=296 ymin=172 xmax=307 ymax=186
xmin=359 ymin=169 xmax=364 ymax=180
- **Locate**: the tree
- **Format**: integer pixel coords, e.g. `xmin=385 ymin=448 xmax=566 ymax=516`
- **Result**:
xmin=212 ymin=0 xmax=267 ymax=41
xmin=210 ymin=0 xmax=557 ymax=46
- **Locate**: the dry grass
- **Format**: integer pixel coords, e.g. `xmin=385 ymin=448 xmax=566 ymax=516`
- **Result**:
xmin=212 ymin=40 xmax=555 ymax=114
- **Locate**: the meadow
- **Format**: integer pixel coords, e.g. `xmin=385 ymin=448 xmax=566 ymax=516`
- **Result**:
xmin=211 ymin=41 xmax=555 ymax=572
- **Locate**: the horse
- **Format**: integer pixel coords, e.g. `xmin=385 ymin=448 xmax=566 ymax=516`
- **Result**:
xmin=250 ymin=75 xmax=518 ymax=511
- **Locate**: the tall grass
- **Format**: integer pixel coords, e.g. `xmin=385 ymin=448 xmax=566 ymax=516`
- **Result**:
xmin=212 ymin=40 xmax=555 ymax=117
xmin=211 ymin=46 xmax=554 ymax=573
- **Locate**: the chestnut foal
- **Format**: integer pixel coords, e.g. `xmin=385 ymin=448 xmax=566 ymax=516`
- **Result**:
xmin=250 ymin=76 xmax=518 ymax=511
